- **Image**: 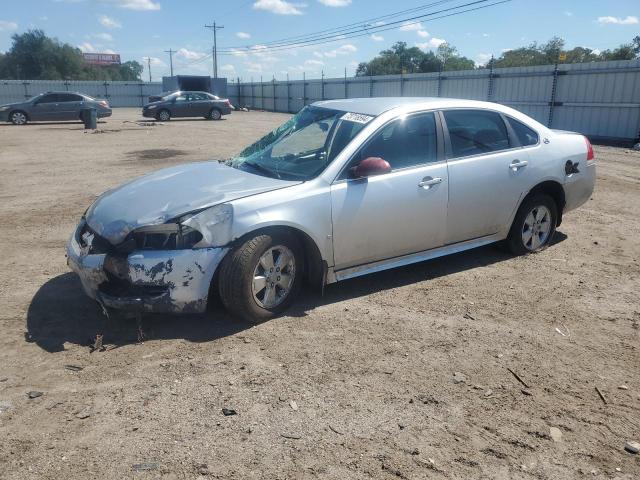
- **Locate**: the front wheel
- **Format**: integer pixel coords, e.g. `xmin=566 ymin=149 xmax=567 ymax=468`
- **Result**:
xmin=10 ymin=111 xmax=27 ymax=125
xmin=156 ymin=109 xmax=171 ymax=121
xmin=218 ymin=231 xmax=303 ymax=323
xmin=506 ymin=194 xmax=557 ymax=255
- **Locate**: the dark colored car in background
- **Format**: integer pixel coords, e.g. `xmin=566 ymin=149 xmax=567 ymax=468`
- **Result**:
xmin=0 ymin=91 xmax=111 ymax=125
xmin=142 ymin=91 xmax=232 ymax=121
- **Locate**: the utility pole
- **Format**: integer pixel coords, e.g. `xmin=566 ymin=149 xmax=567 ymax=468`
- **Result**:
xmin=147 ymin=57 xmax=152 ymax=82
xmin=204 ymin=21 xmax=224 ymax=78
xmin=164 ymin=49 xmax=175 ymax=77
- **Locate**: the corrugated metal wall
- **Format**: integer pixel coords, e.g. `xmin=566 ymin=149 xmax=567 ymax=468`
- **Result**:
xmin=0 ymin=80 xmax=164 ymax=107
xmin=227 ymin=59 xmax=640 ymax=141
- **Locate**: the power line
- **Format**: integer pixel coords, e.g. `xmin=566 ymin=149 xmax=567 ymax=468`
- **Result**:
xmin=217 ymin=0 xmax=511 ymax=56
xmin=204 ymin=21 xmax=224 ymax=78
xmin=222 ymin=0 xmax=458 ymax=50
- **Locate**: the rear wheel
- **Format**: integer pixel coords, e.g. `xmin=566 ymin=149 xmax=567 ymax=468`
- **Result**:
xmin=10 ymin=111 xmax=27 ymax=125
xmin=506 ymin=194 xmax=557 ymax=255
xmin=156 ymin=109 xmax=170 ymax=121
xmin=208 ymin=108 xmax=222 ymax=120
xmin=218 ymin=231 xmax=303 ymax=323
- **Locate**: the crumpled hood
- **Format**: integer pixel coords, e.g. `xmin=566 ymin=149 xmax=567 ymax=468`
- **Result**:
xmin=86 ymin=161 xmax=299 ymax=245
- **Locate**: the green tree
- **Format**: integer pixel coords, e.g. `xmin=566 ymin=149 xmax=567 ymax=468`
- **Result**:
xmin=356 ymin=41 xmax=475 ymax=76
xmin=0 ymin=29 xmax=143 ymax=81
xmin=437 ymin=43 xmax=475 ymax=71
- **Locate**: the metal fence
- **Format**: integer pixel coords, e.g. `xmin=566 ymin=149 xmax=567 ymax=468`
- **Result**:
xmin=0 ymin=79 xmax=164 ymax=107
xmin=227 ymin=59 xmax=640 ymax=142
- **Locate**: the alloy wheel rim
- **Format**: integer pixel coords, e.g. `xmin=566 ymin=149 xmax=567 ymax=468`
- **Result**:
xmin=159 ymin=111 xmax=169 ymax=121
xmin=522 ymin=205 xmax=552 ymax=251
xmin=252 ymin=245 xmax=295 ymax=309
xmin=211 ymin=110 xmax=221 ymax=120
xmin=12 ymin=112 xmax=26 ymax=125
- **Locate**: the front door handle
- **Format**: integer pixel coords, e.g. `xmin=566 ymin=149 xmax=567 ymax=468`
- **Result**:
xmin=418 ymin=176 xmax=443 ymax=189
xmin=509 ymin=159 xmax=528 ymax=171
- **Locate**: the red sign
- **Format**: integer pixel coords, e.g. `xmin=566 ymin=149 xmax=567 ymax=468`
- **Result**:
xmin=82 ymin=53 xmax=121 ymax=65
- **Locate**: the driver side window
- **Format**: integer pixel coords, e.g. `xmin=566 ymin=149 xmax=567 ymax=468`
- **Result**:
xmin=36 ymin=94 xmax=58 ymax=104
xmin=342 ymin=112 xmax=438 ymax=178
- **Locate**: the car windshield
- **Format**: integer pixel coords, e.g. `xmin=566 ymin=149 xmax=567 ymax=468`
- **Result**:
xmin=227 ymin=106 xmax=369 ymax=180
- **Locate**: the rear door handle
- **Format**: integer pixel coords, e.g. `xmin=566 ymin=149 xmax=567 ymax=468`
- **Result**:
xmin=509 ymin=159 xmax=528 ymax=170
xmin=418 ymin=176 xmax=443 ymax=189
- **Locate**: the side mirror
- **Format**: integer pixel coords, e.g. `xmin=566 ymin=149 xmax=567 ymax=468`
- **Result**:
xmin=351 ymin=157 xmax=391 ymax=178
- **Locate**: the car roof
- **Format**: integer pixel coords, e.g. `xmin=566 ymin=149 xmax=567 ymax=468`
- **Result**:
xmin=313 ymin=97 xmax=511 ymax=116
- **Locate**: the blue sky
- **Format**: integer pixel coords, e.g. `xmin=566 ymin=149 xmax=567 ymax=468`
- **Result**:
xmin=1 ymin=0 xmax=638 ymax=80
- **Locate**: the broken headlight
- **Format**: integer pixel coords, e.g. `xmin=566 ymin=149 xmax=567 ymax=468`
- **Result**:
xmin=116 ymin=204 xmax=233 ymax=253
xmin=116 ymin=224 xmax=202 ymax=253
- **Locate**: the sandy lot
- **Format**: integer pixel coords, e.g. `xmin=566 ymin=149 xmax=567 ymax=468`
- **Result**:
xmin=0 ymin=108 xmax=639 ymax=479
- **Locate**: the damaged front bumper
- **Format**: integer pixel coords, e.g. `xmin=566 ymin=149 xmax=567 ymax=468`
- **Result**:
xmin=66 ymin=222 xmax=228 ymax=314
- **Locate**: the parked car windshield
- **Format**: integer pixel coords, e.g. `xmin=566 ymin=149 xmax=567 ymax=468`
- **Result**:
xmin=227 ymin=105 xmax=368 ymax=180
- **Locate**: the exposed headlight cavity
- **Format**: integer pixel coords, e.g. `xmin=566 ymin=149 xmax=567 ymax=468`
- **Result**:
xmin=181 ymin=203 xmax=233 ymax=248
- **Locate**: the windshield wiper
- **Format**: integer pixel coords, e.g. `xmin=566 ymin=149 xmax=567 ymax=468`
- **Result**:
xmin=244 ymin=161 xmax=279 ymax=179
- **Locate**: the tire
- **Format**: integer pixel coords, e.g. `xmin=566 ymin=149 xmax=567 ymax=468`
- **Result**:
xmin=156 ymin=109 xmax=171 ymax=121
xmin=506 ymin=193 xmax=557 ymax=255
xmin=218 ymin=231 xmax=304 ymax=323
xmin=208 ymin=108 xmax=222 ymax=120
xmin=10 ymin=111 xmax=28 ymax=125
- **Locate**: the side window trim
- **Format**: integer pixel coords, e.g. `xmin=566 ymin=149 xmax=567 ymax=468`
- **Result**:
xmin=335 ymin=110 xmax=444 ymax=182
xmin=440 ymin=108 xmax=523 ymax=161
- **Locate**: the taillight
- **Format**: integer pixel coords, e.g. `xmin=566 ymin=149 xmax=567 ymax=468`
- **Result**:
xmin=584 ymin=136 xmax=594 ymax=161
xmin=99 ymin=100 xmax=109 ymax=108
xmin=225 ymin=99 xmax=231 ymax=107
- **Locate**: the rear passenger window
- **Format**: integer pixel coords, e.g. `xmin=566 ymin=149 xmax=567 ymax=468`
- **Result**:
xmin=443 ymin=109 xmax=510 ymax=158
xmin=356 ymin=112 xmax=438 ymax=170
xmin=508 ymin=117 xmax=539 ymax=146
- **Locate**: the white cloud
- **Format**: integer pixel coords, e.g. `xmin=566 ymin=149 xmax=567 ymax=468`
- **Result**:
xmin=103 ymin=48 xmax=116 ymax=54
xmin=313 ymin=51 xmax=324 ymax=58
xmin=399 ymin=21 xmax=423 ymax=31
xmin=416 ymin=37 xmax=446 ymax=49
xmin=92 ymin=32 xmax=113 ymax=42
xmin=597 ymin=15 xmax=638 ymax=25
xmin=142 ymin=56 xmax=166 ymax=67
xmin=253 ymin=0 xmax=304 ymax=15
xmin=0 ymin=20 xmax=18 ymax=31
xmin=323 ymin=43 xmax=357 ymax=58
xmin=482 ymin=33 xmax=490 ymax=37
xmin=475 ymin=53 xmax=492 ymax=66
xmin=78 ymin=42 xmax=96 ymax=53
xmin=99 ymin=0 xmax=160 ymax=11
xmin=245 ymin=61 xmax=264 ymax=73
xmin=230 ymin=48 xmax=248 ymax=58
xmin=305 ymin=59 xmax=324 ymax=66
xmin=98 ymin=15 xmax=121 ymax=28
xmin=236 ymin=31 xmax=251 ymax=39
xmin=370 ymin=34 xmax=384 ymax=42
xmin=176 ymin=48 xmax=206 ymax=60
xmin=317 ymin=0 xmax=351 ymax=6
xmin=221 ymin=64 xmax=236 ymax=72
xmin=564 ymin=11 xmax=573 ymax=17
xmin=417 ymin=30 xmax=429 ymax=38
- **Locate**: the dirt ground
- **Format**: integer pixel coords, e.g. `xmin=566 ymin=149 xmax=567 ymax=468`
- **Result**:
xmin=0 ymin=108 xmax=638 ymax=479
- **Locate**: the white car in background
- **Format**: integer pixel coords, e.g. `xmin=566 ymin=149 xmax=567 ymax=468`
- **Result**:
xmin=67 ymin=97 xmax=596 ymax=322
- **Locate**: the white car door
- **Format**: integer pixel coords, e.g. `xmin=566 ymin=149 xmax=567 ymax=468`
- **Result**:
xmin=330 ymin=111 xmax=449 ymax=270
xmin=442 ymin=109 xmax=533 ymax=244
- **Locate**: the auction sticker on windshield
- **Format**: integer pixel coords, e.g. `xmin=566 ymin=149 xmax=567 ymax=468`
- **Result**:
xmin=341 ymin=112 xmax=374 ymax=124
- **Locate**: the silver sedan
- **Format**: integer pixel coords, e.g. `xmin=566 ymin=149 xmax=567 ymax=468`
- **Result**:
xmin=67 ymin=97 xmax=595 ymax=322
